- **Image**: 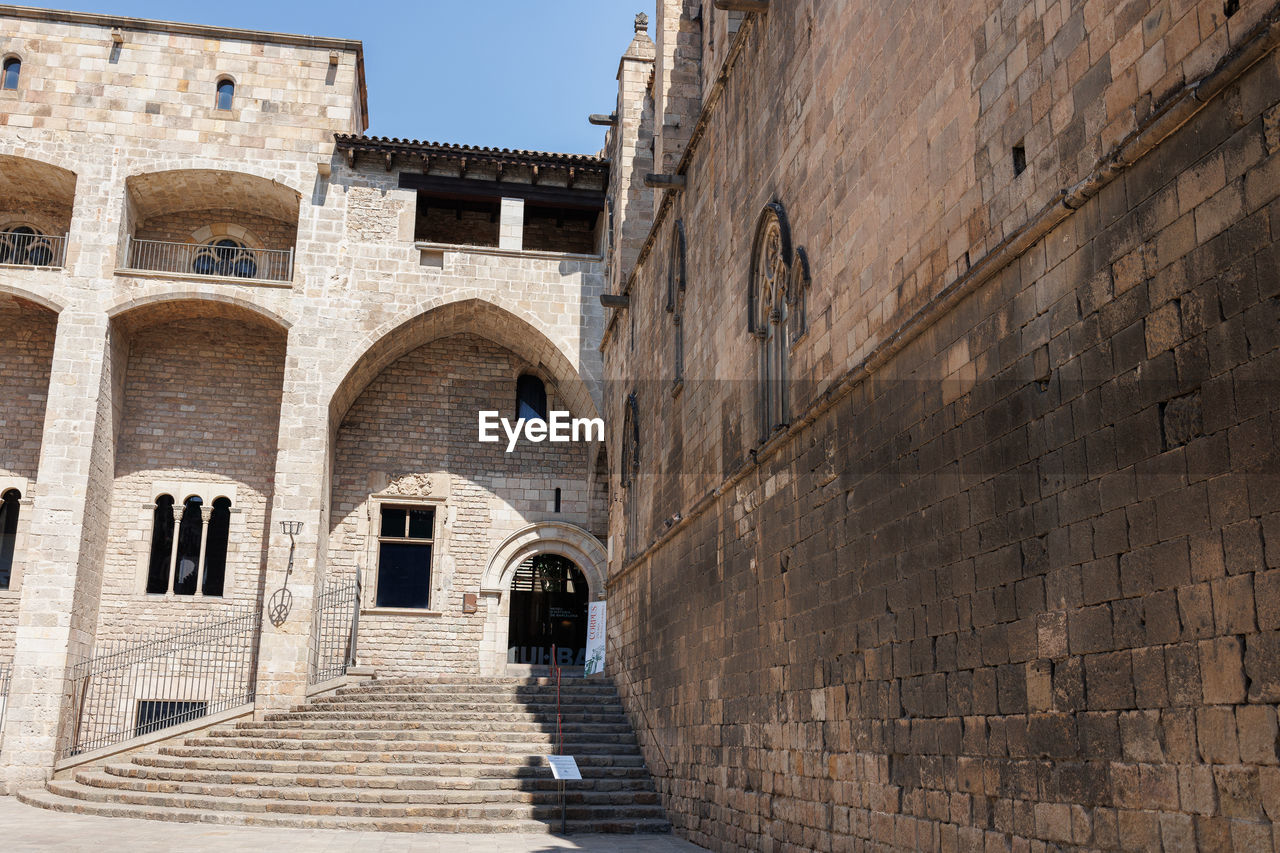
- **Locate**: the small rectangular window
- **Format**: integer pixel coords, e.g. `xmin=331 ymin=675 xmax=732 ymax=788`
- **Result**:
xmin=375 ymin=504 xmax=435 ymax=609
xmin=135 ymin=699 xmax=208 ymax=737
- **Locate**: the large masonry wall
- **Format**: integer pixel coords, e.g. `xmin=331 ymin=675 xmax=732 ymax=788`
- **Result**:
xmin=606 ymin=0 xmax=1280 ymax=850
xmin=327 ymin=333 xmax=592 ymax=676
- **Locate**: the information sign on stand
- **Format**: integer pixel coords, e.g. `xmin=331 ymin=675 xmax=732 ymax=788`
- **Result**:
xmin=546 ymin=754 xmax=582 ymax=780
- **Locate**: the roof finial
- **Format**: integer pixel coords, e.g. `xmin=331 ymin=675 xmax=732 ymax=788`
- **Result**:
xmin=635 ymin=12 xmax=649 ymax=33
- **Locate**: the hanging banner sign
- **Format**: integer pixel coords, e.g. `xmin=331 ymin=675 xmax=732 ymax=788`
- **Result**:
xmin=584 ymin=601 xmax=606 ymax=676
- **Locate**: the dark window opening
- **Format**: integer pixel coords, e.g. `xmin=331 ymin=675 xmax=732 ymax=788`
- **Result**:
xmin=1225 ymin=0 xmax=1240 ymax=16
xmin=517 ymin=374 xmax=548 ymax=422
xmin=202 ymin=498 xmax=231 ymax=597
xmin=1012 ymin=143 xmax=1027 ymax=177
xmin=414 ymin=193 xmax=500 ymax=247
xmin=135 ymin=700 xmax=208 ymax=737
xmin=375 ymin=504 xmax=434 ymax=609
xmin=523 ymin=204 xmax=599 ymax=254
xmin=145 ymin=495 xmax=176 ymax=594
xmin=215 ymin=78 xmax=234 ymax=110
xmin=0 ymin=488 xmax=21 ymax=589
xmin=2 ymin=57 xmax=20 ymax=91
xmin=173 ymin=496 xmax=204 ymax=596
xmin=554 ymin=487 xmax=562 ymax=513
xmin=193 ymin=238 xmax=257 ymax=279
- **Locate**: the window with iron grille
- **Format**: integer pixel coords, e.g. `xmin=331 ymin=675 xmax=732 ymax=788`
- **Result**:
xmin=134 ymin=699 xmax=208 ymax=737
xmin=375 ymin=504 xmax=435 ymax=609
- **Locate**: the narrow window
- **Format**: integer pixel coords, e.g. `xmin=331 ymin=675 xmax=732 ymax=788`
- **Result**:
xmin=749 ymin=203 xmax=792 ymax=440
xmin=135 ymin=700 xmax=208 ymax=738
xmin=0 ymin=488 xmax=21 ymax=589
xmin=1012 ymin=143 xmax=1027 ymax=177
xmin=1 ymin=57 xmax=20 ymax=91
xmin=215 ymin=77 xmax=234 ymax=110
xmin=202 ymin=497 xmax=231 ymax=597
xmin=375 ymin=505 xmax=434 ymax=609
xmin=668 ymin=221 xmax=687 ymax=388
xmin=554 ymin=487 xmax=562 ymax=514
xmin=173 ymin=496 xmax=204 ymax=596
xmin=145 ymin=495 xmax=176 ymax=594
xmin=516 ymin=374 xmax=547 ymax=422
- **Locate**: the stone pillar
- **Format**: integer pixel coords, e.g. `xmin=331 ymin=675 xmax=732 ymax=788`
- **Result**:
xmin=1 ymin=310 xmax=116 ymax=791
xmin=607 ymin=14 xmax=657 ymax=295
xmin=499 ymin=197 xmax=525 ymax=252
xmin=251 ymin=355 xmax=330 ymax=714
xmin=652 ymin=0 xmax=702 ymax=178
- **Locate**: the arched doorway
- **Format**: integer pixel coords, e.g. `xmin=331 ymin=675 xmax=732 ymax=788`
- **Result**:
xmin=506 ymin=554 xmax=589 ymax=667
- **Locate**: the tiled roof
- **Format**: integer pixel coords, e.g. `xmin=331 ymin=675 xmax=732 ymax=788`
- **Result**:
xmin=334 ymin=134 xmax=608 ymax=171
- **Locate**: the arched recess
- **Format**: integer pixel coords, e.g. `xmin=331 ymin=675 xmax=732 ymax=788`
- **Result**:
xmin=121 ymin=169 xmax=301 ymax=281
xmin=98 ymin=296 xmax=289 ymax=643
xmin=329 ymin=297 xmax=600 ymax=432
xmin=0 ymin=154 xmax=78 ymax=248
xmin=478 ymin=522 xmax=607 ymax=675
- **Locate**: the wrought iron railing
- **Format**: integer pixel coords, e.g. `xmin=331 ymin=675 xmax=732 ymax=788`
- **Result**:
xmin=61 ymin=606 xmax=261 ymax=758
xmin=0 ymin=229 xmax=67 ymax=268
xmin=0 ymin=662 xmax=11 ymax=747
xmin=123 ymin=236 xmax=293 ymax=283
xmin=309 ymin=578 xmax=360 ymax=684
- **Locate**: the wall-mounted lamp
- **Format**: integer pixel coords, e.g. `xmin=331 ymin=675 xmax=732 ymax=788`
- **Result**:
xmin=280 ymin=520 xmax=304 ymax=537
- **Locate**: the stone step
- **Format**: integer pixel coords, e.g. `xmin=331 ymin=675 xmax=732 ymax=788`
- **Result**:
xmin=19 ymin=786 xmax=672 ymax=834
xmin=299 ymin=697 xmax=624 ymax=710
xmin=46 ymin=777 xmax=668 ymax=822
xmin=266 ymin=701 xmax=634 ymax=717
xmin=235 ymin=718 xmax=634 ymax=733
xmin=131 ymin=753 xmax=654 ymax=779
xmin=102 ymin=763 xmax=656 ymax=792
xmin=77 ymin=770 xmax=661 ymax=807
xmin=203 ymin=729 xmax=637 ymax=746
xmin=165 ymin=740 xmax=643 ymax=761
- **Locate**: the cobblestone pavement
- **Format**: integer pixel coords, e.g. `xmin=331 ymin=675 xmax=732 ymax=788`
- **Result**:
xmin=0 ymin=797 xmax=705 ymax=852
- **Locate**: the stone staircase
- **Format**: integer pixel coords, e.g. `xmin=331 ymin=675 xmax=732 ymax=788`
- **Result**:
xmin=19 ymin=676 xmax=671 ymax=834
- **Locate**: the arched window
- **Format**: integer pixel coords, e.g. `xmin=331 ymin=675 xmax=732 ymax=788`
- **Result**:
xmin=749 ymin=202 xmax=792 ymax=441
xmin=516 ymin=374 xmax=547 ymax=422
xmin=173 ymin=496 xmax=204 ymax=595
xmin=667 ymin=221 xmax=687 ymax=389
xmin=145 ymin=493 xmax=230 ymax=597
xmin=192 ymin=238 xmax=257 ymax=279
xmin=0 ymin=488 xmax=21 ymax=589
xmin=2 ymin=57 xmax=20 ymax=91
xmin=0 ymin=225 xmax=54 ymax=266
xmin=202 ymin=498 xmax=232 ymax=597
xmin=145 ymin=494 xmax=176 ymax=594
xmin=215 ymin=77 xmax=234 ymax=110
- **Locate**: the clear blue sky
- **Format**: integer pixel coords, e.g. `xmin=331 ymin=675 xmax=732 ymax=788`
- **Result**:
xmin=40 ymin=1 xmax=649 ymax=154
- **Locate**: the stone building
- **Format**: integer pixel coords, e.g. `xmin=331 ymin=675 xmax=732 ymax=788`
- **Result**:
xmin=3 ymin=0 xmax=1280 ymax=848
xmin=0 ymin=3 xmax=616 ymax=800
xmin=604 ymin=0 xmax=1280 ymax=850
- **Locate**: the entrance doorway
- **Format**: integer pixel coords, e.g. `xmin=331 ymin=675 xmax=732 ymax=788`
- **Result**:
xmin=506 ymin=554 xmax=588 ymax=667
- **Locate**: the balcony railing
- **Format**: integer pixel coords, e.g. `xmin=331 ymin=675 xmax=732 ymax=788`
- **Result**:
xmin=123 ymin=237 xmax=293 ymax=283
xmin=0 ymin=229 xmax=67 ymax=268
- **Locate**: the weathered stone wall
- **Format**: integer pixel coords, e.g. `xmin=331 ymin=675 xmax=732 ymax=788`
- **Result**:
xmin=606 ymin=0 xmax=1280 ymax=849
xmin=327 ymin=333 xmax=591 ymax=675
xmin=0 ymin=296 xmax=56 ymax=666
xmin=95 ymin=316 xmax=285 ymax=643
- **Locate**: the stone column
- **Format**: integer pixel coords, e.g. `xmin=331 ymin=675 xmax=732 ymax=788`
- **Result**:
xmin=0 ymin=310 xmax=116 ymax=791
xmin=251 ymin=352 xmax=330 ymax=714
xmin=499 ymin=198 xmax=525 ymax=251
xmin=607 ymin=15 xmax=657 ymax=294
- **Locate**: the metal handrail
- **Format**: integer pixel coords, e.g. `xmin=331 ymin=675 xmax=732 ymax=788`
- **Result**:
xmin=0 ymin=230 xmax=67 ymax=268
xmin=122 ymin=236 xmax=293 ymax=283
xmin=0 ymin=662 xmax=11 ymax=748
xmin=309 ymin=578 xmax=360 ymax=684
xmin=61 ymin=606 xmax=261 ymax=758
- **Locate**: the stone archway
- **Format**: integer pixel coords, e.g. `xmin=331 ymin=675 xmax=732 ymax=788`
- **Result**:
xmin=479 ymin=522 xmax=606 ymax=675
